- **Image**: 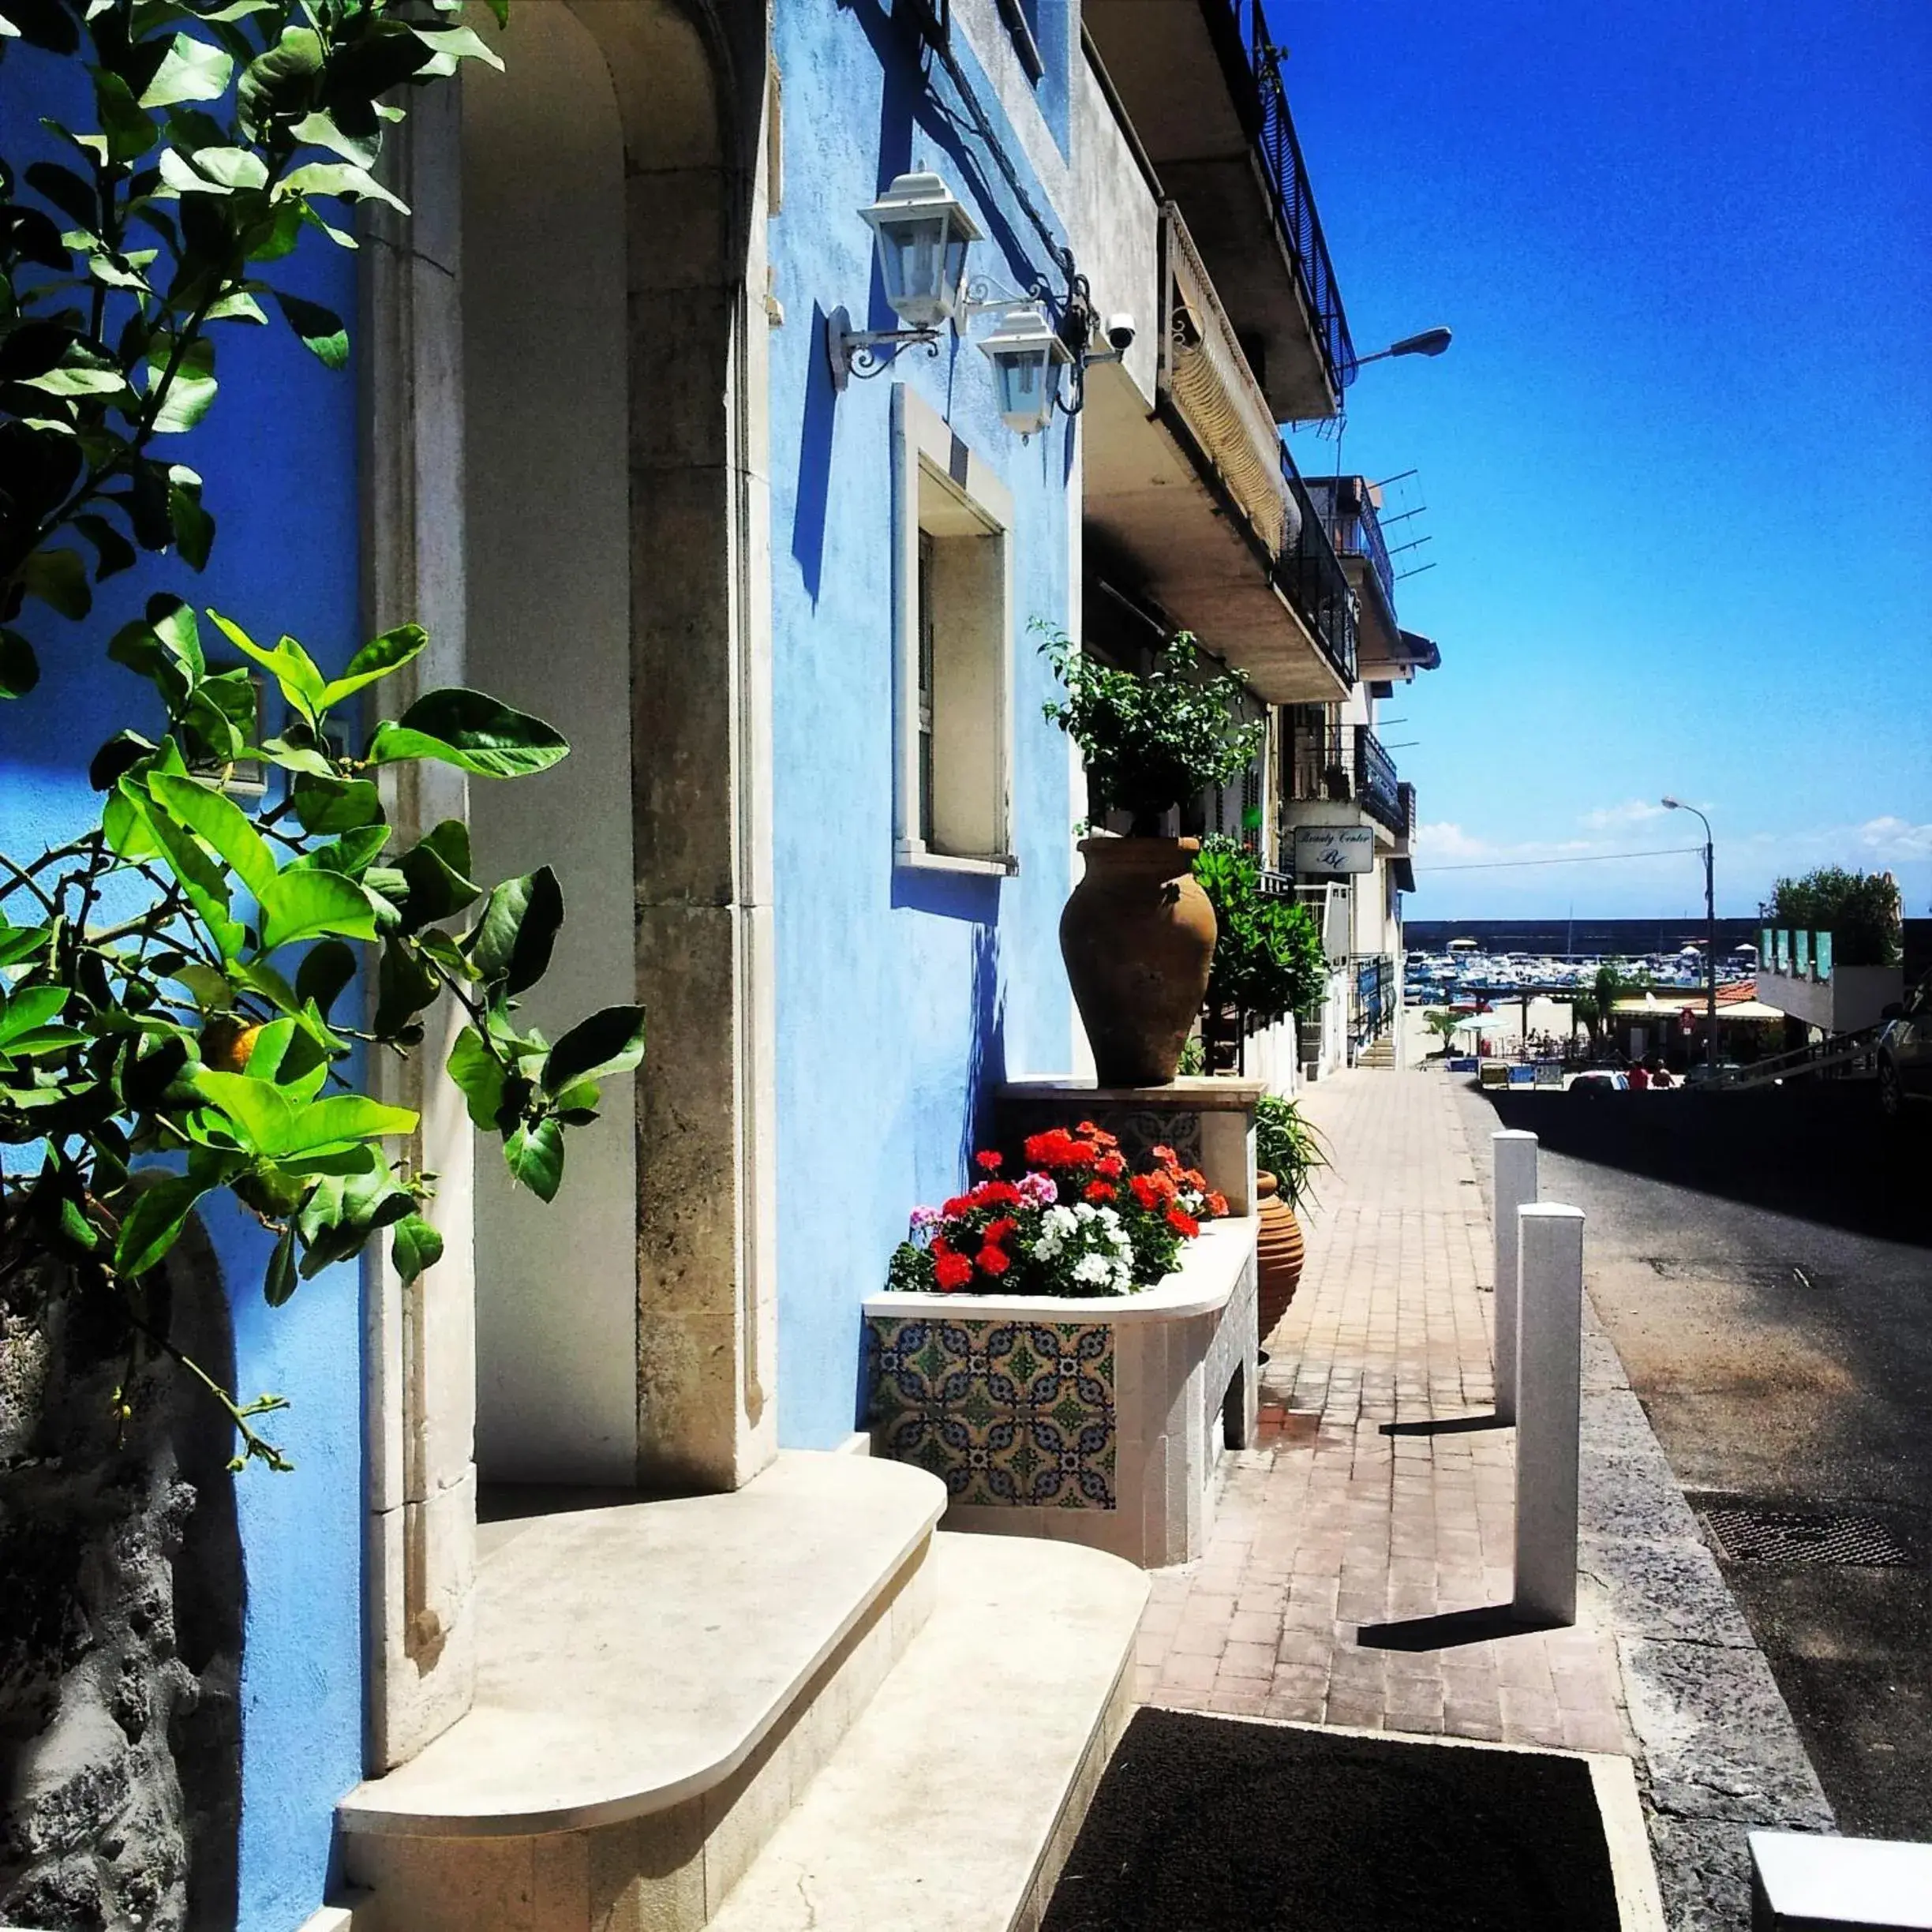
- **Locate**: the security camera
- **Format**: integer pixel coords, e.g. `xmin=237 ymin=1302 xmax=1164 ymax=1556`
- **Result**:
xmin=1104 ymin=313 xmax=1137 ymax=354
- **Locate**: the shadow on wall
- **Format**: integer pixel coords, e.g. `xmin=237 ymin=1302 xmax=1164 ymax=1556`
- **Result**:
xmin=792 ymin=302 xmax=839 ymax=605
xmin=0 ymin=1215 xmax=244 ymax=1928
xmin=963 ymin=916 xmax=1009 ymax=1173
xmin=1482 ymin=1084 xmax=1932 ymax=1250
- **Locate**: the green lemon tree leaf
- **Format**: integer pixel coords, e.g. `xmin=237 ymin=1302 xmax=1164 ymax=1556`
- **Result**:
xmin=543 ymin=1005 xmax=645 ymax=1095
xmin=367 ymin=689 xmax=568 ymax=779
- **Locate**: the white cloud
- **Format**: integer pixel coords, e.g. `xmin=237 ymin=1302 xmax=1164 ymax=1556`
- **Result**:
xmin=1578 ymin=799 xmax=1671 ymax=832
xmin=1854 ymin=816 xmax=1932 ymax=861
xmin=1413 ymin=822 xmax=1605 ymax=867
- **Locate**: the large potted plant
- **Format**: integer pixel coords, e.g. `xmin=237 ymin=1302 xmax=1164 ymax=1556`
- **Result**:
xmin=1252 ymin=1092 xmax=1327 ymax=1342
xmin=1042 ymin=634 xmax=1264 ymax=1084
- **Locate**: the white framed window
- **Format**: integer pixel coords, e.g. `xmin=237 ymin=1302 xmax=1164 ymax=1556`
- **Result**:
xmin=892 ymin=383 xmax=1017 ymax=876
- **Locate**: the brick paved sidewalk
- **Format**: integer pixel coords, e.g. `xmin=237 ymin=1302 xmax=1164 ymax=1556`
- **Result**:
xmin=1134 ymin=1065 xmax=1631 ymax=1755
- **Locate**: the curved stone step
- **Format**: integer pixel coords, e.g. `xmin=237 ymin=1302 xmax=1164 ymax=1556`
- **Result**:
xmin=708 ymin=1531 xmax=1149 ymax=1932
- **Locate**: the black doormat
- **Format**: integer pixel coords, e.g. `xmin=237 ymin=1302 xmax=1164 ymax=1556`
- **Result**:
xmin=1041 ymin=1709 xmax=1622 ymax=1932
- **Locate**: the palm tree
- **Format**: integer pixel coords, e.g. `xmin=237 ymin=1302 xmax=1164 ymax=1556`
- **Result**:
xmin=1576 ymin=962 xmax=1630 ymax=1053
xmin=1423 ymin=1009 xmax=1465 ymax=1058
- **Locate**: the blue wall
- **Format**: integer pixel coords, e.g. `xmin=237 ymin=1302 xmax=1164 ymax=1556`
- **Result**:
xmin=768 ymin=0 xmax=1079 ymax=1447
xmin=1 ymin=51 xmax=365 ymax=1929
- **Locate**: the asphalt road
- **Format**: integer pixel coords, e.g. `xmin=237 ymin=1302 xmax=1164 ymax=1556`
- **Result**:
xmin=1457 ymin=1075 xmax=1932 ymax=1841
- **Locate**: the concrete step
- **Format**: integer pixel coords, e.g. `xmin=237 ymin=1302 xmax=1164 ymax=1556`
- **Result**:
xmin=708 ymin=1531 xmax=1148 ymax=1932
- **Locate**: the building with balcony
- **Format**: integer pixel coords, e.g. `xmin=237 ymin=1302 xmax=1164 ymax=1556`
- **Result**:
xmin=1074 ymin=60 xmax=1357 ymax=710
xmin=1069 ymin=28 xmax=1442 ymax=1084
xmin=1083 ymin=0 xmax=1354 ymax=421
xmin=1275 ymin=485 xmax=1440 ymax=1076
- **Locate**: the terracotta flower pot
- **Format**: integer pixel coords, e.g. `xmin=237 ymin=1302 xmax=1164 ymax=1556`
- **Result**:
xmin=1061 ymin=836 xmax=1217 ymax=1086
xmin=1255 ymin=1170 xmax=1305 ymax=1341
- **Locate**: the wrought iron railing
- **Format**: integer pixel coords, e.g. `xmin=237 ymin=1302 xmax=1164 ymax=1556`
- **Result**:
xmin=1355 ymin=729 xmax=1402 ymax=837
xmin=1275 ymin=450 xmax=1357 ymax=684
xmin=1329 ymin=496 xmax=1395 ymax=613
xmin=1350 ymin=953 xmax=1396 ymax=1052
xmin=1222 ymin=0 xmax=1357 ymax=399
xmin=1286 ymin=719 xmax=1402 ymax=836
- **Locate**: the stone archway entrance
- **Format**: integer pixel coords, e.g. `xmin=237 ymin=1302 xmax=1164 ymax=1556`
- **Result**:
xmin=361 ymin=0 xmax=774 ymax=1769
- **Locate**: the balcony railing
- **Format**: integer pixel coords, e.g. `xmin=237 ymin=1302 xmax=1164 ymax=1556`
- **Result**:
xmin=1275 ymin=451 xmax=1357 ymax=685
xmin=1223 ymin=0 xmax=1357 ymax=400
xmin=1330 ymin=500 xmax=1395 ymax=613
xmin=1356 ymin=729 xmax=1401 ymax=835
xmin=1397 ymin=780 xmax=1417 ymax=842
xmin=1287 ymin=719 xmax=1404 ymax=838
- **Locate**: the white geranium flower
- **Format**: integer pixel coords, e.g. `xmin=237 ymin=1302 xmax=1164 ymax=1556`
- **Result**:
xmin=1072 ymin=1253 xmax=1112 ymax=1286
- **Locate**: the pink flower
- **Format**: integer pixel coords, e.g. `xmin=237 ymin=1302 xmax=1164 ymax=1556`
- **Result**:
xmin=909 ymin=1206 xmax=942 ymax=1231
xmin=1017 ymin=1171 xmax=1058 ymax=1207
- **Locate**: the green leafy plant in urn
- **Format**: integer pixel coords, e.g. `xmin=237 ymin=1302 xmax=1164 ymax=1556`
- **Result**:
xmin=1042 ymin=634 xmax=1265 ymax=1084
xmin=1253 ymin=1094 xmax=1328 ymax=1340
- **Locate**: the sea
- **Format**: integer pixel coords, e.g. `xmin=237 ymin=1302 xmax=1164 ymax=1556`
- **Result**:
xmin=1405 ymin=917 xmax=1765 ymax=958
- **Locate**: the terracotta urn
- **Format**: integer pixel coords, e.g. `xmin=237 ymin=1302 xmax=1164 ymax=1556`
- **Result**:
xmin=1060 ymin=836 xmax=1216 ymax=1086
xmin=1254 ymin=1169 xmax=1305 ymax=1342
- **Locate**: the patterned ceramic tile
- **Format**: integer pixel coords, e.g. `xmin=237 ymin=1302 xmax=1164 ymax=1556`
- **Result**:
xmin=867 ymin=1316 xmax=1117 ymax=1509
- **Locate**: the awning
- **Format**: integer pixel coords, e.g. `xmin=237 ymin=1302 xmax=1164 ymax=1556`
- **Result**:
xmin=1398 ymin=629 xmax=1442 ymax=672
xmin=1393 ymin=856 xmax=1417 ymax=893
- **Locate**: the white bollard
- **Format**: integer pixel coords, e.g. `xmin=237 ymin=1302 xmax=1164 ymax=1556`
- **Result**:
xmin=1491 ymin=1130 xmax=1539 ymax=1425
xmin=1512 ymin=1202 xmax=1585 ymax=1627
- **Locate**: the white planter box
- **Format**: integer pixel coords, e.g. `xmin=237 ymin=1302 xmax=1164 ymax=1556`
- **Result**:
xmin=863 ymin=1217 xmax=1259 ymax=1568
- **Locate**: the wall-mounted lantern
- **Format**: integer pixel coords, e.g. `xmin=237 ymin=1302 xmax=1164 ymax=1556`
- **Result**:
xmin=978 ymin=302 xmax=1073 ymax=439
xmin=826 ymin=170 xmax=983 ymax=390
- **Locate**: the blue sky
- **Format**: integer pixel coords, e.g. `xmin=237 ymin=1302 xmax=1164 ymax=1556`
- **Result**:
xmin=1274 ymin=2 xmax=1932 ymax=921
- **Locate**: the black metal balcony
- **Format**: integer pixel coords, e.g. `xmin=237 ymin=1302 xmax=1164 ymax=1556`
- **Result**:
xmin=1225 ymin=0 xmax=1357 ymax=401
xmin=1355 ymin=728 xmax=1402 ymax=837
xmin=1287 ymin=717 xmax=1404 ymax=838
xmin=1305 ymin=478 xmax=1395 ymax=615
xmin=1275 ymin=452 xmax=1358 ymax=687
xmin=1083 ymin=0 xmax=1354 ymax=419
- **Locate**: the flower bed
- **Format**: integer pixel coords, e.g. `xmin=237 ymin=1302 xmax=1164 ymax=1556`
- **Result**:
xmin=886 ymin=1122 xmax=1227 ymax=1301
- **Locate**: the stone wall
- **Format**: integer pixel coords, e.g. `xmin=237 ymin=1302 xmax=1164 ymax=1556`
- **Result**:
xmin=0 ymin=1229 xmax=242 ymax=1931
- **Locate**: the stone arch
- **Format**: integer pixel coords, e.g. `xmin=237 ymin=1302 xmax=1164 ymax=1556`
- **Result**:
xmin=359 ymin=0 xmax=775 ymax=1768
xmin=564 ymin=0 xmax=780 ymax=1498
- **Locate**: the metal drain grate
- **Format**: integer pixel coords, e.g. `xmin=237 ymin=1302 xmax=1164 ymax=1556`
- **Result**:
xmin=1700 ymin=1506 xmax=1915 ymax=1567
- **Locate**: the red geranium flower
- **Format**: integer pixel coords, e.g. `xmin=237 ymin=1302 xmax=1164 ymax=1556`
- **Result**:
xmin=1207 ymin=1192 xmax=1229 ymax=1218
xmin=1129 ymin=1174 xmax=1160 ymax=1210
xmin=1084 ymin=1181 xmax=1117 ymax=1203
xmin=942 ymin=1193 xmax=974 ymax=1219
xmin=974 ymin=1180 xmax=1022 ymax=1208
xmin=983 ymin=1215 xmax=1018 ymax=1244
xmin=1166 ymin=1208 xmax=1200 ymax=1239
xmin=934 ymin=1249 xmax=974 ymax=1290
xmin=977 ymin=1245 xmax=1011 ymax=1276
xmin=1024 ymin=1127 xmax=1095 ymax=1170
xmin=1096 ymin=1151 xmax=1125 ymax=1178
xmin=975 ymin=1149 xmax=1003 ymax=1171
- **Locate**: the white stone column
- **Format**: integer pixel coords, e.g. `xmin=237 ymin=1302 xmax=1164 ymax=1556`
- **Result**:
xmin=1490 ymin=1129 xmax=1537 ymax=1425
xmin=1512 ymin=1201 xmax=1584 ymax=1627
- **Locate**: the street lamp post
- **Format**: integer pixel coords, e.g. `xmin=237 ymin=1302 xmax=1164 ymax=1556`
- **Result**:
xmin=1661 ymin=797 xmax=1717 ymax=1073
xmin=1350 ymin=325 xmax=1453 ymax=370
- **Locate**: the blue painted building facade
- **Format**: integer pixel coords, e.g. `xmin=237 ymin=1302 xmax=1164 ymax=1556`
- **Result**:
xmin=5 ymin=2 xmax=1100 ymax=1923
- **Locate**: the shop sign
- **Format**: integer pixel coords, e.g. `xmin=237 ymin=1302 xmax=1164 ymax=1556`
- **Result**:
xmin=1294 ymin=823 xmax=1375 ymax=875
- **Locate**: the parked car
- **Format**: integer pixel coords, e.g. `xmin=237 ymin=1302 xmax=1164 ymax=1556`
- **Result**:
xmin=1565 ymin=1070 xmax=1629 ymax=1093
xmin=1683 ymin=1061 xmax=1744 ymax=1088
xmin=1877 ymin=972 xmax=1932 ymax=1118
